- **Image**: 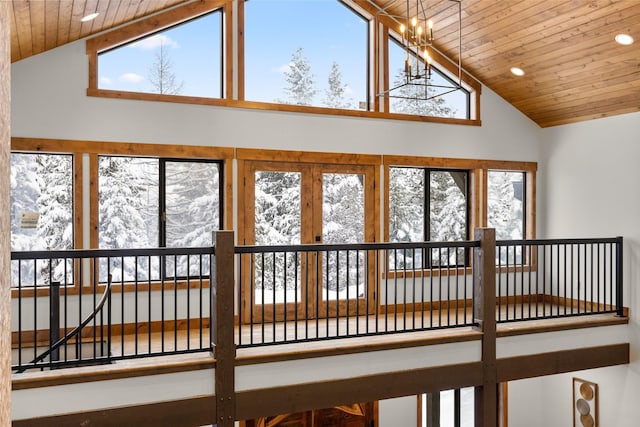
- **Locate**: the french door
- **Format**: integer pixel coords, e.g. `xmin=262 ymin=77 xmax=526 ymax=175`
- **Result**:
xmin=240 ymin=160 xmax=376 ymax=323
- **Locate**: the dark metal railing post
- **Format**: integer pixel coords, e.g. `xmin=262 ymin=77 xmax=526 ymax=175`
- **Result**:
xmin=49 ymin=281 xmax=61 ymax=368
xmin=212 ymin=230 xmax=236 ymax=427
xmin=615 ymin=236 xmax=624 ymax=317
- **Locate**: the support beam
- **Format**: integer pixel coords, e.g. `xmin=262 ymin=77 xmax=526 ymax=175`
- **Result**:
xmin=496 ymin=343 xmax=630 ymax=382
xmin=213 ymin=231 xmax=236 ymax=427
xmin=0 ymin=1 xmax=12 ymax=425
xmin=473 ymin=228 xmax=497 ymax=427
xmin=236 ymin=362 xmax=483 ymax=421
xmin=12 ymin=396 xmax=217 ymax=427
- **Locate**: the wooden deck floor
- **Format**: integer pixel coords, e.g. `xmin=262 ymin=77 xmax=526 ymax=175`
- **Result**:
xmin=108 ymin=303 xmax=627 ymax=361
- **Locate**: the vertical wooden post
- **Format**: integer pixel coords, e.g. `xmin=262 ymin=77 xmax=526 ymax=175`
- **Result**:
xmin=0 ymin=2 xmax=11 ymax=424
xmin=213 ymin=231 xmax=236 ymax=427
xmin=425 ymin=393 xmax=440 ymax=427
xmin=473 ymin=228 xmax=497 ymax=427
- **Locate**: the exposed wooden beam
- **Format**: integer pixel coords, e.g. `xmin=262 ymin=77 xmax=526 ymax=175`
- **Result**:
xmin=496 ymin=343 xmax=630 ymax=382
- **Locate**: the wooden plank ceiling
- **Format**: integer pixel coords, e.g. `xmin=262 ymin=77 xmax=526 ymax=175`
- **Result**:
xmin=8 ymin=0 xmax=640 ymax=128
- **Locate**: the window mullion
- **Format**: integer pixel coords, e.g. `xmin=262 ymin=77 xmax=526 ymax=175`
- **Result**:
xmin=159 ymin=159 xmax=167 ymax=248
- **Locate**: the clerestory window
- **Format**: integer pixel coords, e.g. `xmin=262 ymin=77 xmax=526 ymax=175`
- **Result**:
xmin=97 ymin=10 xmax=223 ymax=98
xmin=388 ymin=37 xmax=470 ymax=119
xmin=244 ymin=0 xmax=370 ymax=110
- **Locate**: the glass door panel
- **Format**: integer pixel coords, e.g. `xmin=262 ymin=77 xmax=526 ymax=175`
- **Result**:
xmin=254 ymin=170 xmax=302 ymax=306
xmin=321 ymin=173 xmax=366 ymax=302
xmin=241 ymin=160 xmax=375 ymax=324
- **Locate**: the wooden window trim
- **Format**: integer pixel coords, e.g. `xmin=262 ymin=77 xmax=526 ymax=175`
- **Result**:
xmin=86 ymin=1 xmax=226 ymax=54
xmin=10 ymin=137 xmax=234 ymax=297
xmin=84 ymin=0 xmax=481 ymax=127
xmin=237 ymin=147 xmax=382 ymax=166
xmin=237 ymin=157 xmax=380 ymax=323
xmin=383 ymin=155 xmax=537 ymax=273
xmin=352 ymin=0 xmax=481 ymax=120
xmin=86 ymin=89 xmax=482 ymax=126
xmin=86 ymin=0 xmax=229 ymax=101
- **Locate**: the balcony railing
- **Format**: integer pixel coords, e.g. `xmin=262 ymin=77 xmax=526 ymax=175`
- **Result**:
xmin=11 ymin=247 xmax=214 ymax=372
xmin=236 ymin=240 xmax=479 ymax=347
xmin=496 ymin=237 xmax=623 ymax=322
xmin=10 ymin=231 xmax=624 ymax=373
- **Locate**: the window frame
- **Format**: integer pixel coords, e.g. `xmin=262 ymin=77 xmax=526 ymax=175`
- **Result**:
xmin=388 ymin=166 xmax=471 ymax=269
xmin=10 ymin=137 xmax=234 ymax=297
xmin=9 ymin=151 xmax=76 ymax=252
xmin=386 ymin=36 xmax=472 ymax=120
xmin=242 ymin=0 xmax=372 ymax=111
xmin=384 ymin=155 xmax=537 ymax=276
xmin=86 ymin=0 xmax=482 ymax=126
xmin=86 ymin=0 xmax=230 ymax=103
xmin=96 ymin=156 xmax=225 ymax=282
xmin=487 ymin=169 xmax=527 ymax=242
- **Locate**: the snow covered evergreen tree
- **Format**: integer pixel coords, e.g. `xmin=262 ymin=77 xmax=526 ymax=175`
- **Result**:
xmin=164 ymin=162 xmax=220 ymax=248
xmin=35 ymin=154 xmax=73 ymax=251
xmin=488 ymin=171 xmax=523 ymax=240
xmin=429 ymin=171 xmax=466 ymax=243
xmin=98 ymin=157 xmax=158 ymax=280
xmin=323 ymin=61 xmax=351 ymax=109
xmin=281 ymin=47 xmax=317 ymax=106
xmin=254 ymin=171 xmax=302 ymax=300
xmin=429 ymin=171 xmax=467 ymax=265
xmin=10 ymin=154 xmax=73 ymax=285
xmin=388 ymin=168 xmax=466 ymax=267
xmin=10 ymin=154 xmax=41 ymax=252
xmin=488 ymin=171 xmax=524 ymax=263
xmin=322 ymin=174 xmax=364 ymax=294
xmin=164 ymin=161 xmax=220 ymax=277
xmin=389 ymin=68 xmax=455 ymax=117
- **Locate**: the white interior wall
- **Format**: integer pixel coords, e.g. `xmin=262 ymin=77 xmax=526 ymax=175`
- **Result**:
xmin=10 ymin=40 xmax=541 ymax=161
xmin=379 ymin=396 xmax=417 ymax=427
xmin=9 ymin=36 xmax=545 ymax=425
xmin=506 ymin=112 xmax=640 ymax=427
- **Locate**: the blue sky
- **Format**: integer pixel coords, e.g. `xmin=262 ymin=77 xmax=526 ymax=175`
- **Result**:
xmin=99 ymin=12 xmax=222 ymax=97
xmin=98 ymin=0 xmax=464 ymax=115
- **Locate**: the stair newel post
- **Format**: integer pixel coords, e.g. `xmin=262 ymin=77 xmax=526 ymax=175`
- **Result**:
xmin=473 ymin=228 xmax=499 ymax=427
xmin=213 ymin=230 xmax=236 ymax=427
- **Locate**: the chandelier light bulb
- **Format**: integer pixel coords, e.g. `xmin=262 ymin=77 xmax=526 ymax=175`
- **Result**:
xmin=411 ymin=17 xmax=417 ymax=27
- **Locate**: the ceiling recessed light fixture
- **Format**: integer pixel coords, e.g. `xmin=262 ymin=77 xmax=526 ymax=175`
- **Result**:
xmin=81 ymin=12 xmax=100 ymax=22
xmin=615 ymin=34 xmax=634 ymax=45
xmin=510 ymin=67 xmax=525 ymax=76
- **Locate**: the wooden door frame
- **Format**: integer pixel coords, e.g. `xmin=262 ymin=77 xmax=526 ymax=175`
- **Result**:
xmin=238 ymin=159 xmax=378 ymax=325
xmin=312 ymin=164 xmax=377 ymax=319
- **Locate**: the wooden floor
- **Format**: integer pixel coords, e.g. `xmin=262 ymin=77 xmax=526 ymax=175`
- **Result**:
xmin=108 ymin=303 xmax=627 ymax=361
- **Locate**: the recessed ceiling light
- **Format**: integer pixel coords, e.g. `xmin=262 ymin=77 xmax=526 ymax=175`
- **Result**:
xmin=81 ymin=12 xmax=100 ymax=22
xmin=615 ymin=34 xmax=634 ymax=45
xmin=510 ymin=67 xmax=525 ymax=77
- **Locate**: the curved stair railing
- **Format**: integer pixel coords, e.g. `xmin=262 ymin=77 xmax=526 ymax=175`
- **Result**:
xmin=15 ymin=274 xmax=114 ymax=374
